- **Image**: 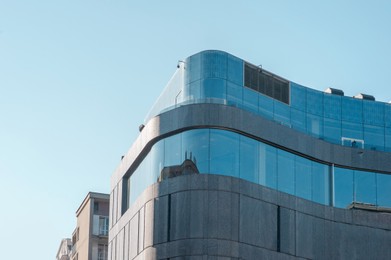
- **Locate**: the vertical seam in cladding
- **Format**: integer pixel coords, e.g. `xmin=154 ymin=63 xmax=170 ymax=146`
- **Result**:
xmin=277 ymin=206 xmax=281 ymax=252
xmin=330 ymin=164 xmax=334 ymax=207
xmin=167 ymin=194 xmax=171 ymax=242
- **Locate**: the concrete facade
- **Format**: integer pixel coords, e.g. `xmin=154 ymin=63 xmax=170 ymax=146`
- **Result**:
xmin=56 ymin=238 xmax=72 ymax=260
xmin=109 ymin=174 xmax=391 ymax=259
xmin=71 ymin=192 xmax=110 ymax=260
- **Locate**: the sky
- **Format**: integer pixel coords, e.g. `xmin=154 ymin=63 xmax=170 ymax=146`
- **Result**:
xmin=0 ymin=1 xmax=391 ymax=259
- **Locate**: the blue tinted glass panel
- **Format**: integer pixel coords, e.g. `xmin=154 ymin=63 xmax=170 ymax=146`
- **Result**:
xmin=306 ymin=114 xmax=323 ymax=138
xmin=354 ymin=170 xmax=376 ymax=204
xmin=306 ymin=88 xmax=323 ymax=116
xmin=323 ymin=94 xmax=341 ymax=120
xmin=290 ymin=83 xmax=306 ymax=111
xmin=334 ymin=167 xmax=354 ymax=208
xmin=323 ymin=118 xmax=341 ymax=144
xmin=210 ymin=130 xmax=239 ymax=177
xmin=226 ymin=81 xmax=243 ymax=107
xmin=182 ymin=129 xmax=210 ymax=174
xmin=295 ymin=156 xmax=312 ymax=200
xmin=202 ymin=51 xmax=227 ymax=79
xmin=363 ymin=100 xmax=384 ymax=126
xmin=164 ymin=134 xmax=182 ymax=166
xmin=259 ymin=143 xmax=277 ymax=189
xmin=243 ymin=88 xmax=259 ymax=114
xmin=129 ymin=153 xmax=152 ymax=205
xmin=342 ymin=97 xmax=363 ymax=123
xmin=385 ymin=127 xmax=391 ymax=152
xmin=274 ymin=101 xmax=291 ymax=126
xmin=385 ymin=104 xmax=391 ymax=127
xmin=312 ymin=162 xmax=329 ymax=205
xmin=150 ymin=140 xmax=164 ymax=181
xmin=258 ymin=94 xmax=274 ymax=120
xmin=239 ymin=136 xmax=259 ymax=183
xmin=277 ymin=150 xmax=295 ymax=195
xmin=291 ymin=108 xmax=306 ymax=132
xmin=377 ymin=173 xmax=391 ymax=207
xmin=342 ymin=121 xmax=363 ymax=140
xmin=186 ymin=53 xmax=201 ymax=84
xmin=187 ymin=80 xmax=201 ymax=100
xmin=203 ymin=78 xmax=226 ymax=100
xmin=227 ymin=54 xmax=243 ymax=85
xmin=364 ymin=125 xmax=384 ymax=151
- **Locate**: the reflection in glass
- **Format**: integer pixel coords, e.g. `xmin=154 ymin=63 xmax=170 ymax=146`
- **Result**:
xmin=124 ymin=128 xmax=391 ymax=212
xmin=164 ymin=134 xmax=181 ymax=166
xmin=182 ymin=130 xmax=210 ymax=174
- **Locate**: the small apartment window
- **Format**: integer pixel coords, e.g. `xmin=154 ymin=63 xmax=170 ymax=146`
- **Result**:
xmin=94 ymin=201 xmax=99 ymax=213
xmin=99 ymin=216 xmax=109 ymax=236
xmin=72 ymin=227 xmax=79 ymax=245
xmin=98 ymin=244 xmax=108 ymax=260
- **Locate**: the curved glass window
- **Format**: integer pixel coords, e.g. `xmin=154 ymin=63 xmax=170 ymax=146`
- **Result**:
xmin=123 ymin=128 xmax=391 ymax=212
xmin=145 ymin=50 xmax=391 ymax=152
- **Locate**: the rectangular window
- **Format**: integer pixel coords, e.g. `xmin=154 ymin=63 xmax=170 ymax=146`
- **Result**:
xmin=98 ymin=244 xmax=108 ymax=260
xmin=94 ymin=201 xmax=99 ymax=214
xmin=99 ymin=216 xmax=109 ymax=236
xmin=244 ymin=62 xmax=289 ymax=105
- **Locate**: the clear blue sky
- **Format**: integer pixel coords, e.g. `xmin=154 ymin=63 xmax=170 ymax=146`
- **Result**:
xmin=1 ymin=1 xmax=390 ymax=259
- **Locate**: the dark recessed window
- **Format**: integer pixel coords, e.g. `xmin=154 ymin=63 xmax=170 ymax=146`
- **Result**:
xmin=244 ymin=62 xmax=289 ymax=105
xmin=94 ymin=201 xmax=99 ymax=213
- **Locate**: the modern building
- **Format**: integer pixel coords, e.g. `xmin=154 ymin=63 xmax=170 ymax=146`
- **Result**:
xmin=109 ymin=50 xmax=391 ymax=259
xmin=71 ymin=192 xmax=110 ymax=260
xmin=56 ymin=238 xmax=72 ymax=260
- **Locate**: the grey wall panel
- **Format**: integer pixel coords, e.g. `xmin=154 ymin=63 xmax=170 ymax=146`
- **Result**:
xmin=129 ymin=212 xmax=139 ymax=259
xmin=189 ymin=190 xmax=207 ymax=238
xmin=144 ymin=200 xmax=154 ymax=248
xmin=123 ymin=223 xmax=129 ymax=260
xmin=138 ymin=206 xmax=145 ymax=254
xmin=239 ymin=194 xmax=277 ymax=250
xmin=111 ymin=174 xmax=391 ymax=259
xmin=153 ymin=195 xmax=169 ymax=245
xmin=170 ymin=191 xmax=191 ymax=240
xmin=280 ymin=207 xmax=296 ymax=256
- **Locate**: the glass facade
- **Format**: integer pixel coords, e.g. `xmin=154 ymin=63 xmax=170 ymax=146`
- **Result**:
xmin=123 ymin=129 xmax=391 ymax=209
xmin=125 ymin=50 xmax=391 ymax=214
xmin=145 ymin=50 xmax=391 ymax=152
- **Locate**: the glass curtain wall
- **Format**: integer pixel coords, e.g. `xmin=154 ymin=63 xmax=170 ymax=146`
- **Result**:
xmin=145 ymin=50 xmax=391 ymax=152
xmin=123 ymin=129 xmax=391 ymax=212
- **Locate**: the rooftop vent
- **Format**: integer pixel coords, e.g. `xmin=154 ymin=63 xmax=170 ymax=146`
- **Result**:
xmin=324 ymin=87 xmax=344 ymax=96
xmin=354 ymin=93 xmax=375 ymax=101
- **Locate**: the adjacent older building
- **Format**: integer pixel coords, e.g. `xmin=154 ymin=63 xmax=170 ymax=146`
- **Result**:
xmin=56 ymin=238 xmax=72 ymax=260
xmin=71 ymin=192 xmax=110 ymax=260
xmin=109 ymin=50 xmax=391 ymax=259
